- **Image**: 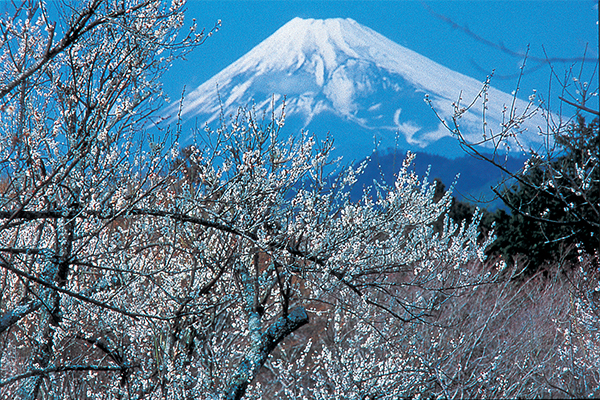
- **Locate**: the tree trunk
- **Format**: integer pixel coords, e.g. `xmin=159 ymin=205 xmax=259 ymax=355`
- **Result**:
xmin=224 ymin=306 xmax=308 ymax=400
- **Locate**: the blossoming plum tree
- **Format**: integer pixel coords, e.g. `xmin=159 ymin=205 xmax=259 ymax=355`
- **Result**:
xmin=427 ymin=60 xmax=599 ymax=270
xmin=0 ymin=1 xmax=491 ymax=399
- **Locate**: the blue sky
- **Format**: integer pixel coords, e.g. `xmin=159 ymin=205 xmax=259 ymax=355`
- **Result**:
xmin=163 ymin=1 xmax=599 ymax=116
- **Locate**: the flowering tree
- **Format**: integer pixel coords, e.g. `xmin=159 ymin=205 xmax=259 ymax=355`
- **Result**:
xmin=260 ymin=258 xmax=600 ymax=399
xmin=427 ymin=59 xmax=599 ymax=269
xmin=414 ymin=31 xmax=600 ymax=397
xmin=0 ymin=1 xmax=492 ymax=399
xmin=0 ymin=0 xmax=213 ymax=397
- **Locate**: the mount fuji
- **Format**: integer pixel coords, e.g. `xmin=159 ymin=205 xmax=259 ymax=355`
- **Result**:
xmin=164 ymin=17 xmax=545 ymax=164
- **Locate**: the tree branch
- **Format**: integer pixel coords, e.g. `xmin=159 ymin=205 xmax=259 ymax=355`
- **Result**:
xmin=224 ymin=306 xmax=309 ymax=400
xmin=0 ymin=364 xmax=130 ymax=388
xmin=559 ymin=96 xmax=600 ymax=116
xmin=0 ymin=261 xmax=170 ymax=320
xmin=0 ymin=299 xmax=41 ymax=334
xmin=0 ymin=0 xmax=156 ymax=100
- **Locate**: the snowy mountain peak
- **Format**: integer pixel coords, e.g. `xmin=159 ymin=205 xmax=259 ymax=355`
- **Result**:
xmin=168 ymin=17 xmax=546 ymax=159
xmin=240 ymin=17 xmax=362 ymax=75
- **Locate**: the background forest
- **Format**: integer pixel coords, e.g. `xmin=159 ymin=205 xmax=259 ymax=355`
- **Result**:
xmin=0 ymin=1 xmax=598 ymax=399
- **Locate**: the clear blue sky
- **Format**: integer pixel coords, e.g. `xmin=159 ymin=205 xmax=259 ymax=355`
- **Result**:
xmin=162 ymin=0 xmax=598 ymax=116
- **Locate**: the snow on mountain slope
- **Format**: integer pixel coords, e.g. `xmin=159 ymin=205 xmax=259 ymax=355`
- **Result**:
xmin=165 ymin=17 xmax=546 ymax=159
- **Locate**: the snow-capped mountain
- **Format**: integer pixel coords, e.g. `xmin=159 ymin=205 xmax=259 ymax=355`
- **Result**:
xmin=166 ymin=17 xmax=546 ymax=160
